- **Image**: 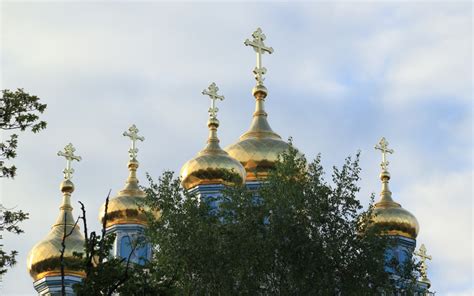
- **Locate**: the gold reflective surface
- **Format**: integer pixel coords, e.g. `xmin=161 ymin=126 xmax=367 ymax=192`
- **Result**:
xmin=225 ymin=93 xmax=290 ymax=181
xmin=27 ymin=180 xmax=85 ymax=281
xmin=372 ymin=170 xmax=419 ymax=240
xmin=99 ymin=161 xmax=155 ymax=228
xmin=181 ymin=123 xmax=246 ymax=190
xmin=182 ymin=85 xmax=245 ymax=190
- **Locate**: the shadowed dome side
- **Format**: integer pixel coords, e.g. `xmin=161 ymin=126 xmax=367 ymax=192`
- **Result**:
xmin=27 ymin=180 xmax=85 ymax=281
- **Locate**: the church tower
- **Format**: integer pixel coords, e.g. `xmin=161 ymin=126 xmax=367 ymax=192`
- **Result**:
xmin=98 ymin=125 xmax=151 ymax=264
xmin=371 ymin=137 xmax=433 ymax=294
xmin=180 ymin=83 xmax=246 ymax=202
xmin=225 ymin=28 xmax=294 ymax=189
xmin=27 ymin=144 xmax=85 ymax=295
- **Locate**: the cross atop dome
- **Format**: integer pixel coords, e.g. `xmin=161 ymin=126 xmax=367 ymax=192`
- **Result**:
xmin=202 ymin=82 xmax=224 ymax=121
xmin=57 ymin=143 xmax=81 ymax=180
xmin=245 ymin=28 xmax=274 ymax=87
xmin=123 ymin=124 xmax=145 ymax=161
xmin=375 ymin=137 xmax=394 ymax=171
xmin=415 ymin=244 xmax=432 ymax=282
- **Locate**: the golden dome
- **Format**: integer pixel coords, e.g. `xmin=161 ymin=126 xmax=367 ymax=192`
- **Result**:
xmin=99 ymin=160 xmax=155 ymax=228
xmin=225 ymin=87 xmax=291 ymax=181
xmin=99 ymin=125 xmax=158 ymax=228
xmin=180 ymin=117 xmax=246 ymax=190
xmin=27 ymin=180 xmax=86 ymax=281
xmin=371 ymin=170 xmax=419 ymax=239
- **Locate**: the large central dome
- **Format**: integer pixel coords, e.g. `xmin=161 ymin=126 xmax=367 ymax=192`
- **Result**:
xmin=225 ymin=85 xmax=291 ymax=181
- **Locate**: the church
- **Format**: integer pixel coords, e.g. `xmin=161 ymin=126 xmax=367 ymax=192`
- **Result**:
xmin=25 ymin=28 xmax=434 ymax=295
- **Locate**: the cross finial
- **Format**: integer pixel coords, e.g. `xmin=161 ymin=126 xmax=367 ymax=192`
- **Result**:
xmin=57 ymin=143 xmax=81 ymax=180
xmin=202 ymin=82 xmax=225 ymax=120
xmin=375 ymin=137 xmax=394 ymax=171
xmin=123 ymin=124 xmax=145 ymax=160
xmin=245 ymin=27 xmax=274 ymax=86
xmin=414 ymin=244 xmax=432 ymax=280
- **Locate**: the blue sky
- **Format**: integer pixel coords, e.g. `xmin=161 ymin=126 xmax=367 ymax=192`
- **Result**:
xmin=1 ymin=1 xmax=472 ymax=295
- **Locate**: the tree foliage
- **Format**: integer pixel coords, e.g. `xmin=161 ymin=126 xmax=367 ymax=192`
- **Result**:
xmin=72 ymin=144 xmax=419 ymax=294
xmin=0 ymin=88 xmax=46 ymax=276
xmin=0 ymin=88 xmax=47 ymax=178
xmin=0 ymin=207 xmax=29 ymax=275
xmin=141 ymin=145 xmax=419 ymax=295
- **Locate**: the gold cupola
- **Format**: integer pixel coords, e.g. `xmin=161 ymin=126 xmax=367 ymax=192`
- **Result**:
xmin=225 ymin=28 xmax=292 ymax=181
xmin=371 ymin=137 xmax=419 ymax=240
xmin=180 ymin=83 xmax=246 ymax=190
xmin=99 ymin=125 xmax=152 ymax=228
xmin=27 ymin=143 xmax=85 ymax=282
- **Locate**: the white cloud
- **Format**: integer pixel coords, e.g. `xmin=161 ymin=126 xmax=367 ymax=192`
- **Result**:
xmin=0 ymin=2 xmax=471 ymax=295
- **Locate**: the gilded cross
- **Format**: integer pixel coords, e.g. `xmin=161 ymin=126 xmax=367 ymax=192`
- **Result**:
xmin=375 ymin=137 xmax=394 ymax=171
xmin=57 ymin=143 xmax=81 ymax=180
xmin=414 ymin=244 xmax=432 ymax=280
xmin=245 ymin=28 xmax=274 ymax=85
xmin=123 ymin=124 xmax=145 ymax=160
xmin=202 ymin=82 xmax=224 ymax=120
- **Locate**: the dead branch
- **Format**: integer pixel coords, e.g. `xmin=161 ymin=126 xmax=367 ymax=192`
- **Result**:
xmin=60 ymin=212 xmax=80 ymax=296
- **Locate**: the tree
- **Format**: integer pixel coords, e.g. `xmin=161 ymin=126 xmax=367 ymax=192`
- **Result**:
xmin=1 ymin=88 xmax=47 ymax=178
xmin=73 ymin=194 xmax=171 ymax=296
xmin=0 ymin=205 xmax=28 ymax=275
xmin=0 ymin=88 xmax=46 ymax=275
xmin=70 ymin=144 xmax=419 ymax=294
xmin=142 ymin=144 xmax=420 ymax=295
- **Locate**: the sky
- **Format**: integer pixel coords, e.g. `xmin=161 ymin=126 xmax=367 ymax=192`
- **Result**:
xmin=0 ymin=1 xmax=472 ymax=295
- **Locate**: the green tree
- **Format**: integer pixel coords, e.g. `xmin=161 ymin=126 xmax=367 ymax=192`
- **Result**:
xmin=71 ymin=145 xmax=419 ymax=295
xmin=1 ymin=88 xmax=47 ymax=178
xmin=0 ymin=206 xmax=29 ymax=275
xmin=0 ymin=88 xmax=46 ymax=275
xmin=142 ymin=145 xmax=419 ymax=295
xmin=73 ymin=196 xmax=172 ymax=296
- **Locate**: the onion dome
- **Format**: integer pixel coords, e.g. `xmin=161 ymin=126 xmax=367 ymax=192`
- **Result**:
xmin=371 ymin=138 xmax=419 ymax=239
xmin=27 ymin=144 xmax=85 ymax=281
xmin=99 ymin=125 xmax=154 ymax=228
xmin=180 ymin=83 xmax=246 ymax=190
xmin=225 ymin=28 xmax=292 ymax=181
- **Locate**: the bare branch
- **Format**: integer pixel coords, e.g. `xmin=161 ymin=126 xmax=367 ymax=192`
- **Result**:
xmin=60 ymin=213 xmax=80 ymax=296
xmin=98 ymin=190 xmax=111 ymax=264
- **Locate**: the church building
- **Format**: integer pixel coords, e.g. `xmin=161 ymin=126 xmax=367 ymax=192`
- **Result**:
xmin=25 ymin=28 xmax=433 ymax=295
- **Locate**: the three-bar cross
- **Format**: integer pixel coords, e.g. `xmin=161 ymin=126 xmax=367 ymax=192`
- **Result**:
xmin=375 ymin=137 xmax=394 ymax=171
xmin=245 ymin=28 xmax=274 ymax=85
xmin=202 ymin=82 xmax=224 ymax=120
xmin=123 ymin=124 xmax=145 ymax=160
xmin=57 ymin=143 xmax=82 ymax=180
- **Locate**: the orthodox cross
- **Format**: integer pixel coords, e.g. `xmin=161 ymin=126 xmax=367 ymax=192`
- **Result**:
xmin=414 ymin=244 xmax=432 ymax=280
xmin=57 ymin=143 xmax=82 ymax=180
xmin=244 ymin=28 xmax=274 ymax=85
xmin=123 ymin=124 xmax=145 ymax=160
xmin=202 ymin=82 xmax=224 ymax=120
xmin=375 ymin=137 xmax=394 ymax=171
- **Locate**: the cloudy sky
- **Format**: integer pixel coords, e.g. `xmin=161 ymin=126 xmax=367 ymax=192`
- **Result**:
xmin=1 ymin=1 xmax=472 ymax=295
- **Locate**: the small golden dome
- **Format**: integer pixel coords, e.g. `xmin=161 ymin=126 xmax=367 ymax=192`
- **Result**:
xmin=181 ymin=118 xmax=246 ymax=190
xmin=27 ymin=179 xmax=85 ymax=281
xmin=371 ymin=171 xmax=419 ymax=239
xmin=99 ymin=160 xmax=155 ymax=228
xmin=99 ymin=125 xmax=158 ymax=228
xmin=225 ymin=91 xmax=291 ymax=181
